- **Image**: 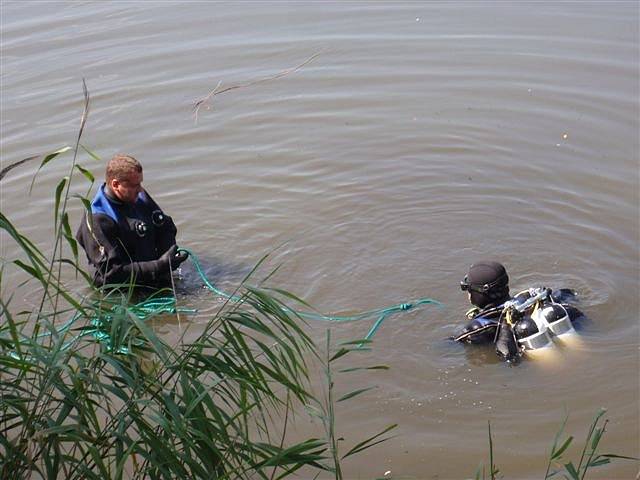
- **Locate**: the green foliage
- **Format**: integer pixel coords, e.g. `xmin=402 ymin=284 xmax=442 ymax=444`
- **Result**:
xmin=1 ymin=178 xmax=392 ymax=479
xmin=0 ymin=84 xmax=395 ymax=479
xmin=305 ymin=331 xmax=397 ymax=480
xmin=543 ymin=408 xmax=638 ymax=480
xmin=475 ymin=409 xmax=638 ymax=480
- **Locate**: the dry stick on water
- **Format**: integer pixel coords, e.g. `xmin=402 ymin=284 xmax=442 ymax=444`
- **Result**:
xmin=192 ymin=52 xmax=322 ymax=123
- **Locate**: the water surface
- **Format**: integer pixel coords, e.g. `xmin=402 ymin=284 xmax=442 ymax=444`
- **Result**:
xmin=1 ymin=2 xmax=638 ymax=478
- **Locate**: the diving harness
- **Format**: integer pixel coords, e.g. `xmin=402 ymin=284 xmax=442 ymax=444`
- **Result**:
xmin=493 ymin=287 xmax=576 ymax=360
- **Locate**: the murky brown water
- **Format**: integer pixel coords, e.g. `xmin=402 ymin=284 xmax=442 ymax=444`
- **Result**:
xmin=2 ymin=2 xmax=638 ymax=478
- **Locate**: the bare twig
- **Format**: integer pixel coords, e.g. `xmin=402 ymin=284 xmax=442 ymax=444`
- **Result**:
xmin=193 ymin=51 xmax=321 ymax=123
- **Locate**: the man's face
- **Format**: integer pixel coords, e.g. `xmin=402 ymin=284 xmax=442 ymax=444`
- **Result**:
xmin=111 ymin=171 xmax=143 ymax=204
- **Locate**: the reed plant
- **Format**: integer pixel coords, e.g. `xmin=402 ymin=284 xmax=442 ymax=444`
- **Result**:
xmin=0 ymin=82 xmax=395 ymax=479
xmin=2 ymin=82 xmax=635 ymax=480
xmin=0 ymin=229 xmax=325 ymax=479
xmin=474 ymin=409 xmax=637 ymax=480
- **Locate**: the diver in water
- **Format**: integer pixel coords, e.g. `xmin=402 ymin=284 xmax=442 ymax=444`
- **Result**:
xmin=76 ymin=154 xmax=189 ymax=289
xmin=453 ymin=261 xmax=583 ymax=362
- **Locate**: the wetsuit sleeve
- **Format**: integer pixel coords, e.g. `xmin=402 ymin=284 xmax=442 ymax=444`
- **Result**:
xmin=77 ymin=213 xmax=172 ymax=286
xmin=564 ymin=305 xmax=585 ymax=322
xmin=453 ymin=316 xmax=498 ymax=344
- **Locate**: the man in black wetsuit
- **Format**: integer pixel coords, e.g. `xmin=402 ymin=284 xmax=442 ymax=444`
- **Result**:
xmin=76 ymin=154 xmax=188 ymax=288
xmin=453 ymin=261 xmax=583 ymax=362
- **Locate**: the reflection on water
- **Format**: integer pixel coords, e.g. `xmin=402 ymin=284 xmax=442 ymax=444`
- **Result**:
xmin=1 ymin=2 xmax=638 ymax=478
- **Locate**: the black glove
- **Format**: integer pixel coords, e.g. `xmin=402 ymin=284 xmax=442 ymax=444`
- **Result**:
xmin=173 ymin=248 xmax=189 ymax=270
xmin=159 ymin=245 xmax=188 ymax=271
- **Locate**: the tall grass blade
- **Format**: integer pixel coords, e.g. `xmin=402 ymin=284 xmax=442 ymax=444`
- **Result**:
xmin=27 ymin=146 xmax=72 ymax=194
xmin=54 ymin=176 xmax=68 ymax=229
xmin=337 ymin=386 xmax=375 ymax=403
xmin=79 ymin=144 xmax=101 ymax=161
xmin=74 ymin=164 xmax=95 ymax=183
xmin=341 ymin=423 xmax=397 ymax=459
xmin=0 ymin=154 xmax=39 ymax=181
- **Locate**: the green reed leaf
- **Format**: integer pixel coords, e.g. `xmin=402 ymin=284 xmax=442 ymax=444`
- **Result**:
xmin=339 ymin=365 xmax=389 ymax=373
xmin=61 ymin=212 xmax=79 ymax=261
xmin=552 ymin=435 xmax=573 ymax=460
xmin=329 ymin=347 xmax=350 ymax=362
xmin=587 ymin=457 xmax=610 ymax=467
xmin=14 ymin=259 xmax=44 ymax=283
xmin=598 ymin=453 xmax=639 ymax=461
xmin=564 ymin=461 xmax=579 ymax=480
xmin=338 ymin=339 xmax=372 ymax=346
xmin=73 ymin=194 xmax=92 ymax=212
xmin=80 ymin=144 xmax=101 ymax=161
xmin=28 ymin=146 xmax=72 ymax=194
xmin=54 ymin=176 xmax=68 ymax=230
xmin=342 ymin=423 xmax=397 ymax=459
xmin=75 ymin=164 xmax=95 ymax=184
xmin=337 ymin=386 xmax=375 ymax=403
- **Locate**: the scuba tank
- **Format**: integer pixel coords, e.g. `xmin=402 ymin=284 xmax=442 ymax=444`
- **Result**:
xmin=509 ymin=287 xmax=576 ymax=353
xmin=454 ymin=285 xmax=581 ymax=361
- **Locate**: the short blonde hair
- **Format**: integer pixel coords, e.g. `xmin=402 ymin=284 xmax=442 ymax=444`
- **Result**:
xmin=106 ymin=154 xmax=142 ymax=183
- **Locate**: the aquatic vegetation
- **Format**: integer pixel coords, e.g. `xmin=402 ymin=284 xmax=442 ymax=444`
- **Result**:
xmin=0 ymin=173 xmax=395 ymax=480
xmin=0 ymin=83 xmax=396 ymax=479
xmin=1 ymin=210 xmax=398 ymax=479
xmin=475 ymin=410 xmax=638 ymax=480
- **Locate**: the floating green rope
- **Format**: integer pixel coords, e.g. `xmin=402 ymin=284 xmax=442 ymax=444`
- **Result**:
xmin=8 ymin=248 xmax=441 ymax=355
xmin=182 ymin=247 xmax=243 ymax=302
xmin=180 ymin=247 xmax=442 ymax=343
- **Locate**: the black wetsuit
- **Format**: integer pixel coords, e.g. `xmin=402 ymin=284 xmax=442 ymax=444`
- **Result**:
xmin=453 ymin=289 xmax=583 ymax=361
xmin=76 ymin=184 xmax=178 ymax=288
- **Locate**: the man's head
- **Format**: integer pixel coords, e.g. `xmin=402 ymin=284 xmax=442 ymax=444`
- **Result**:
xmin=106 ymin=154 xmax=143 ymax=204
xmin=460 ymin=261 xmax=510 ymax=308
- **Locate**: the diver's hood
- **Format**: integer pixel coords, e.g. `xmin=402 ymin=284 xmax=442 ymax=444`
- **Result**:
xmin=465 ymin=261 xmax=510 ymax=308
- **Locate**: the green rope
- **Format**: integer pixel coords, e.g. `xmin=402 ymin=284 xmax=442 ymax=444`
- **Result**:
xmin=181 ymin=247 xmax=243 ymax=302
xmin=179 ymin=247 xmax=442 ymax=344
xmin=8 ymin=248 xmax=441 ymax=355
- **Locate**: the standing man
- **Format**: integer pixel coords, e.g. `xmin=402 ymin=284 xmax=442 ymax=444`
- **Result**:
xmin=76 ymin=154 xmax=188 ymax=288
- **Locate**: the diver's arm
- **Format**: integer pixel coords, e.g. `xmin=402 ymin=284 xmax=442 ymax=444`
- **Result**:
xmin=453 ymin=315 xmax=498 ymax=344
xmin=551 ymin=288 xmax=578 ymax=303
